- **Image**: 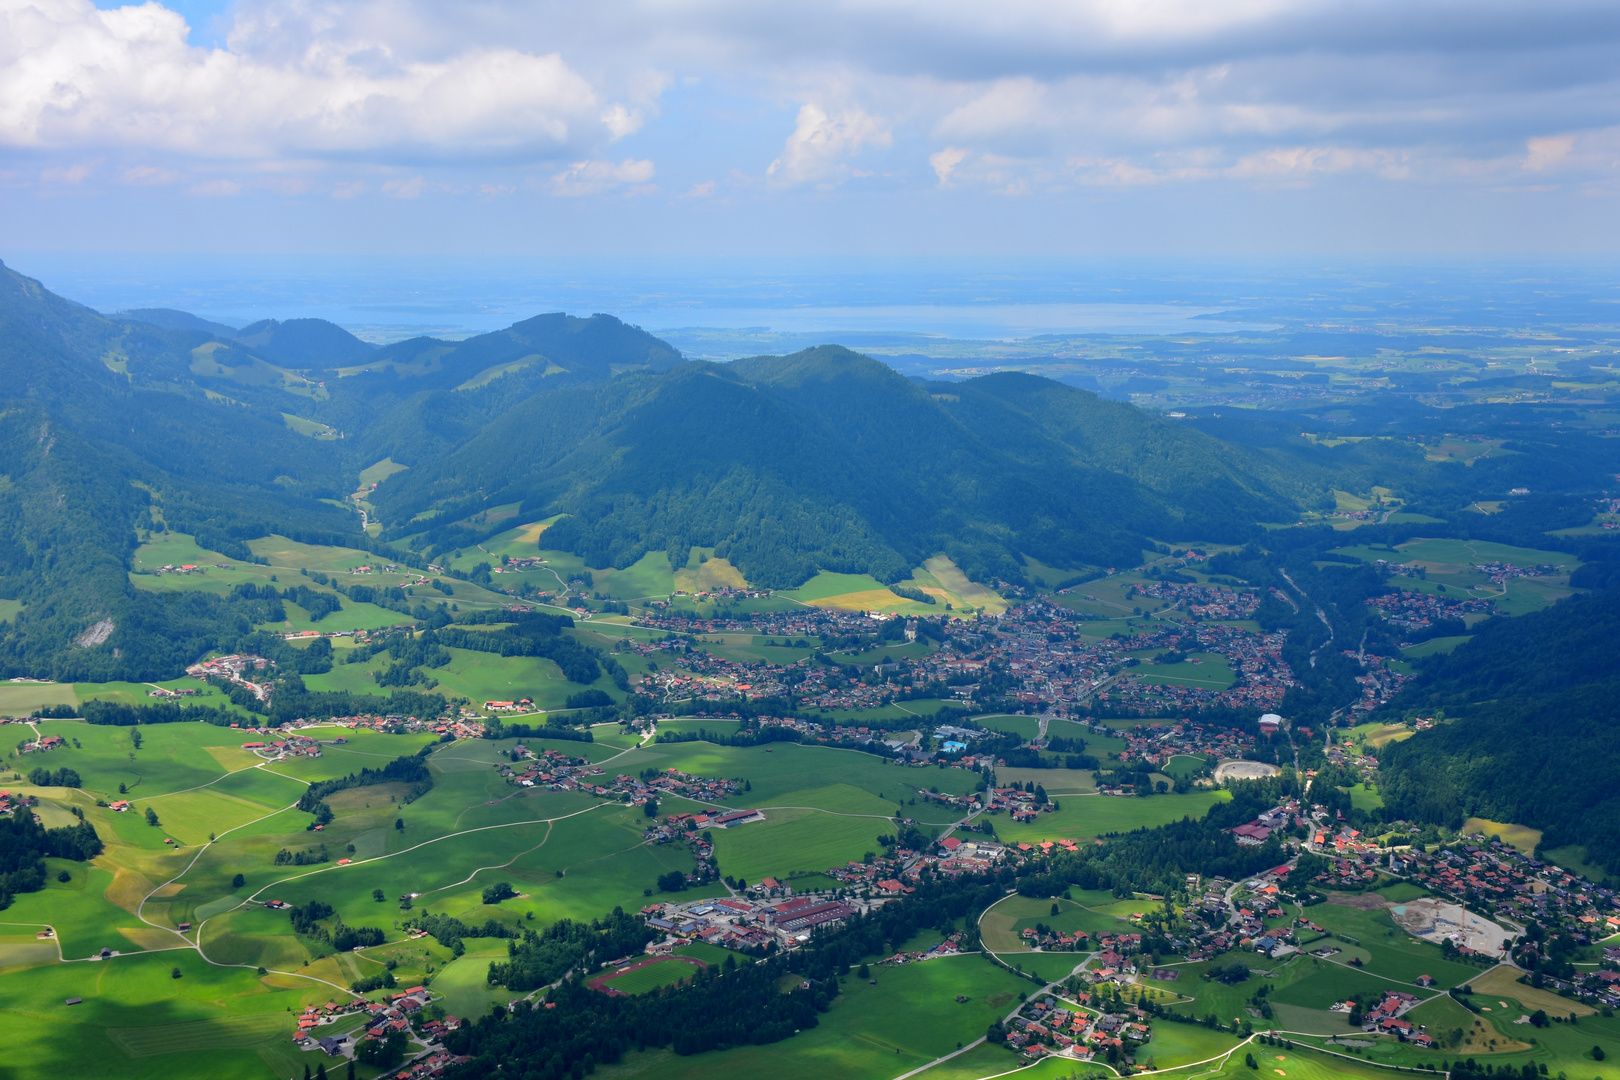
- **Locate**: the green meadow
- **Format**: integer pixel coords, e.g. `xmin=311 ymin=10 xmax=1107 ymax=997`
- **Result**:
xmin=0 ymin=707 xmax=1505 ymax=1080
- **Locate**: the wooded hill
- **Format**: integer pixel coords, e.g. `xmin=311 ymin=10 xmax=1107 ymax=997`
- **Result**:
xmin=373 ymin=346 xmax=1295 ymax=587
xmin=18 ymin=255 xmax=1588 ymax=683
xmin=1379 ymin=587 xmax=1620 ymax=874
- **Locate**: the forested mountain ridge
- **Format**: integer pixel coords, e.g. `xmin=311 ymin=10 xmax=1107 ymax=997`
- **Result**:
xmin=372 ymin=346 xmax=1296 ymax=587
xmin=1378 ymin=587 xmax=1620 ymax=873
xmin=0 ymin=261 xmax=357 ymax=680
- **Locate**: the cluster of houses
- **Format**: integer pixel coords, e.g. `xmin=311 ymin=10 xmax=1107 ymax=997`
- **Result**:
xmin=1100 ymin=621 xmax=1296 ymax=716
xmin=876 ymin=932 xmax=967 ymax=966
xmin=1128 ymin=581 xmax=1260 ymax=621
xmin=16 ymin=733 xmax=65 ymax=754
xmin=1400 ymin=836 xmax=1620 ymax=1004
xmin=1363 ymin=589 xmax=1490 ymax=633
xmin=1231 ymin=803 xmax=1301 ymax=847
xmin=1005 ymin=993 xmax=1153 ymax=1064
xmin=292 ymin=988 xmax=450 ymax=1056
xmin=1472 ymin=561 xmax=1562 ymax=584
xmin=185 ymin=653 xmax=275 ymax=702
xmin=1103 ymin=720 xmax=1254 ymax=773
xmin=239 ymin=732 xmax=325 ymax=760
xmin=1335 ymin=989 xmax=1432 ymax=1044
xmin=495 ymin=747 xmax=604 ymax=791
xmin=0 ymin=789 xmax=36 ymax=816
xmin=934 ymin=836 xmax=1007 ymax=876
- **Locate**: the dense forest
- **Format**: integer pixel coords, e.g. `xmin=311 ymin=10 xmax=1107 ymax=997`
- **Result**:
xmin=1379 ymin=588 xmax=1620 ymax=872
xmin=0 ymin=804 xmax=104 ymax=908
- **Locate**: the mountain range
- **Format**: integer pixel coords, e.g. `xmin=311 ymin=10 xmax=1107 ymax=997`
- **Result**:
xmin=0 ymin=257 xmax=1365 ymax=680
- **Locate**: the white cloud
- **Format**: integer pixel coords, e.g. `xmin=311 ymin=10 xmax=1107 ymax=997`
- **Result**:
xmin=331 ymin=180 xmax=365 ymax=198
xmin=929 ymin=146 xmax=969 ymax=185
xmin=1523 ymin=135 xmax=1576 ymax=173
xmin=189 ymin=178 xmax=240 ymax=195
xmin=679 ymin=180 xmax=717 ymax=198
xmin=40 ymin=160 xmax=98 ymax=183
xmin=0 ymin=0 xmax=615 ymax=160
xmin=382 ymin=176 xmax=424 ymax=198
xmin=767 ymin=103 xmax=890 ymax=186
xmin=1226 ymin=146 xmax=1409 ymax=181
xmin=551 ymin=157 xmax=656 ymax=196
xmin=601 ymin=104 xmax=643 ymax=139
xmin=121 ymin=164 xmax=180 ymax=185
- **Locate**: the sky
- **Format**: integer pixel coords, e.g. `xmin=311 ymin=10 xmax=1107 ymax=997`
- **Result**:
xmin=2 ymin=0 xmax=1620 ymax=257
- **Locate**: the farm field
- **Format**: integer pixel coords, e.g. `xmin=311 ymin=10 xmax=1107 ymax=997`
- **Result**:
xmin=1331 ymin=537 xmax=1581 ymax=614
xmin=0 ymin=693 xmax=1477 ymax=1080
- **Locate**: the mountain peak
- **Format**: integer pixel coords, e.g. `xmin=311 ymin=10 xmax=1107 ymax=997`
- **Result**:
xmin=232 ymin=317 xmax=375 ymax=368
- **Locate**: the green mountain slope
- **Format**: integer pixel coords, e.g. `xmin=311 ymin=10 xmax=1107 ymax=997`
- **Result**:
xmin=1379 ymin=588 xmax=1620 ymax=872
xmin=373 ymin=346 xmax=1296 ymax=586
xmin=231 ymin=317 xmax=375 ymax=366
xmin=0 ymin=261 xmax=358 ymax=680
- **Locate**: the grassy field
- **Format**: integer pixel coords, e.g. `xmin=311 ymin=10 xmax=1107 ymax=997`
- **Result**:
xmin=990 ymin=791 xmax=1229 ymax=846
xmin=1333 ymin=537 xmax=1580 ymax=615
xmin=0 ymin=708 xmax=1262 ymax=1080
xmin=1461 ymin=818 xmax=1543 ymax=855
xmin=1128 ymin=651 xmax=1237 ymax=689
xmin=595 ymin=955 xmax=1031 ymax=1080
xmin=0 ymin=681 xmax=80 ymax=716
xmin=599 ymin=957 xmax=706 ymax=995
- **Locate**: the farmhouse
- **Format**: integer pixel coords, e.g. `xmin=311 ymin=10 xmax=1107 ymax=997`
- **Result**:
xmin=710 ymin=809 xmax=765 ymax=828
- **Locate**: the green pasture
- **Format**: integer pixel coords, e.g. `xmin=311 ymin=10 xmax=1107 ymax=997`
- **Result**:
xmin=776 ymin=572 xmax=941 ymax=617
xmin=974 ymin=714 xmax=1041 ymax=740
xmin=1305 ymin=903 xmax=1485 ymax=989
xmin=1130 ymin=651 xmax=1237 ymax=689
xmin=978 ymin=892 xmax=1155 ymax=953
xmin=1400 ymin=635 xmax=1471 ymax=658
xmin=428 ymin=938 xmax=512 ymax=1019
xmin=1137 ymin=1019 xmax=1244 ymax=1069
xmin=609 ymin=739 xmax=980 ymax=812
xmin=990 ymin=790 xmax=1228 ymax=846
xmin=992 ymin=767 xmax=1094 ymax=794
xmin=358 ymin=457 xmax=409 ymax=489
xmin=0 ymin=949 xmax=321 ymax=1080
xmin=824 ymin=640 xmax=939 ymax=665
xmin=812 ymin=699 xmax=955 ymax=724
xmin=708 ymin=807 xmax=904 ymax=883
xmin=0 ymin=681 xmax=78 ymax=715
xmin=598 ymin=954 xmax=1030 ymax=1080
xmin=1163 ymin=754 xmax=1210 ymax=778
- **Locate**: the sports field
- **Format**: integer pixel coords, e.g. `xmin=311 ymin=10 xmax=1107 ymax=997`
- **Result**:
xmin=592 ymin=955 xmax=706 ymax=995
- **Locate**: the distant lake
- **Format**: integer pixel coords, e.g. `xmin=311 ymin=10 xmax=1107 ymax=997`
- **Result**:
xmin=12 ymin=252 xmax=1616 ymax=349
